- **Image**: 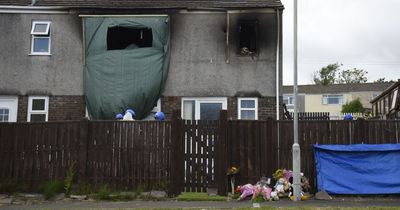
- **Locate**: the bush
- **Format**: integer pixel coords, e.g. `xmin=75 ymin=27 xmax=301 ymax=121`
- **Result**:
xmin=342 ymin=98 xmax=365 ymax=113
xmin=0 ymin=180 xmax=26 ymax=194
xmin=95 ymin=185 xmax=112 ymax=200
xmin=71 ymin=183 xmax=93 ymax=195
xmin=39 ymin=180 xmax=64 ymax=200
xmin=64 ymin=164 xmax=76 ymax=197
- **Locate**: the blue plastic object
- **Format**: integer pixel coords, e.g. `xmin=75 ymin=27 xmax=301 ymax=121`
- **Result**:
xmin=154 ymin=111 xmax=165 ymax=121
xmin=314 ymin=144 xmax=400 ymax=194
xmin=344 ymin=114 xmax=353 ymax=120
xmin=115 ymin=113 xmax=123 ymax=119
xmin=126 ymin=109 xmax=136 ymax=118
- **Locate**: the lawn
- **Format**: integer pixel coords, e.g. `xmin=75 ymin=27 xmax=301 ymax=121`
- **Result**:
xmin=175 ymin=192 xmax=228 ymax=201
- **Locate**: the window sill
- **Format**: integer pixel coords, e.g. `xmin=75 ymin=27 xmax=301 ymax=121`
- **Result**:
xmin=29 ymin=53 xmax=52 ymax=56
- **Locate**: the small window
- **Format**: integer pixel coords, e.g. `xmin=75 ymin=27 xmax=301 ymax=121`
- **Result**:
xmin=0 ymin=108 xmax=9 ymax=122
xmin=31 ymin=21 xmax=51 ymax=55
xmin=238 ymin=98 xmax=258 ymax=120
xmin=322 ymin=95 xmax=343 ymax=105
xmin=238 ymin=20 xmax=258 ymax=56
xmin=28 ymin=96 xmax=49 ymax=122
xmin=107 ymin=26 xmax=152 ymax=50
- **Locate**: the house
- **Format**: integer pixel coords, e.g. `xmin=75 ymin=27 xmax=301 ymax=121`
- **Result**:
xmin=0 ymin=0 xmax=284 ymax=122
xmin=370 ymin=80 xmax=400 ymax=119
xmin=282 ymin=82 xmax=394 ymax=119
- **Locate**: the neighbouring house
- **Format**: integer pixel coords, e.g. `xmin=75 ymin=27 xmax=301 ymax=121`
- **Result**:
xmin=282 ymin=82 xmax=394 ymax=120
xmin=0 ymin=0 xmax=284 ymax=122
xmin=370 ymin=80 xmax=400 ymax=119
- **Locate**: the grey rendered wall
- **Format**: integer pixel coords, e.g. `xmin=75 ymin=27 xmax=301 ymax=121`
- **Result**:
xmin=0 ymin=13 xmax=83 ymax=96
xmin=164 ymin=10 xmax=281 ymax=97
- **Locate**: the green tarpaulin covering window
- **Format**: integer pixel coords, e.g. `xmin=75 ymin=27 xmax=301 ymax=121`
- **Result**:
xmin=84 ymin=16 xmax=170 ymax=120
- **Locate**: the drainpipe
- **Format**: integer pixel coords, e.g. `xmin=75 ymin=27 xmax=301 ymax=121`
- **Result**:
xmin=275 ymin=9 xmax=280 ymax=120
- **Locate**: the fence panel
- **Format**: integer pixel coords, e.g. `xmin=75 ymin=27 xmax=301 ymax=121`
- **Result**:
xmin=183 ymin=120 xmax=218 ymax=192
xmin=85 ymin=121 xmax=172 ymax=190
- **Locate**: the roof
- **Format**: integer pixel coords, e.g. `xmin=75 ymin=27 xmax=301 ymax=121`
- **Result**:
xmin=0 ymin=0 xmax=284 ymax=9
xmin=370 ymin=80 xmax=400 ymax=103
xmin=282 ymin=82 xmax=395 ymax=95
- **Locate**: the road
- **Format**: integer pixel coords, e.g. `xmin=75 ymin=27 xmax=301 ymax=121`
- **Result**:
xmin=1 ymin=197 xmax=400 ymax=210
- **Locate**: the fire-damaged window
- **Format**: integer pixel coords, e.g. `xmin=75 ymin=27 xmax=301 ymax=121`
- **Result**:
xmin=238 ymin=20 xmax=258 ymax=55
xmin=107 ymin=26 xmax=153 ymax=50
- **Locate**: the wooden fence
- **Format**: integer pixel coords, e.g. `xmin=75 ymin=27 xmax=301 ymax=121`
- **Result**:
xmin=1 ymin=114 xmax=400 ymax=195
xmin=0 ymin=120 xmax=173 ymax=193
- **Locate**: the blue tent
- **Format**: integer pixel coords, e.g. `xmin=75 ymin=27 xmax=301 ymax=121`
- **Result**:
xmin=314 ymin=144 xmax=400 ymax=194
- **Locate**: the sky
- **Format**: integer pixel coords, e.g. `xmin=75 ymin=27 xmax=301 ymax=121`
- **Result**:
xmin=281 ymin=0 xmax=400 ymax=85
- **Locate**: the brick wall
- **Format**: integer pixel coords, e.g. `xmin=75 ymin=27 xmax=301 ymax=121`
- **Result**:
xmin=17 ymin=95 xmax=85 ymax=122
xmin=161 ymin=96 xmax=281 ymax=120
xmin=48 ymin=96 xmax=85 ymax=121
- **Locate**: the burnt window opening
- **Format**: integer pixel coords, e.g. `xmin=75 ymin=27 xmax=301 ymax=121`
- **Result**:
xmin=107 ymin=26 xmax=153 ymax=50
xmin=238 ymin=20 xmax=258 ymax=55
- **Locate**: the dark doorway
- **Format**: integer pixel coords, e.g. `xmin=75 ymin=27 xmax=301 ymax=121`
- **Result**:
xmin=107 ymin=26 xmax=153 ymax=50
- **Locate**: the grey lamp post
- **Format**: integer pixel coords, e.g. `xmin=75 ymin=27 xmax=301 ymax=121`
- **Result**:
xmin=292 ymin=0 xmax=302 ymax=201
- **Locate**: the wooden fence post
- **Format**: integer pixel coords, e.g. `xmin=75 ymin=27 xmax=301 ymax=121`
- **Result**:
xmin=168 ymin=109 xmax=183 ymax=196
xmin=78 ymin=119 xmax=89 ymax=183
xmin=217 ymin=110 xmax=228 ymax=195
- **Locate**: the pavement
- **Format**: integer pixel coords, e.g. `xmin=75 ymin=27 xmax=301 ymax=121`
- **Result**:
xmin=1 ymin=196 xmax=400 ymax=210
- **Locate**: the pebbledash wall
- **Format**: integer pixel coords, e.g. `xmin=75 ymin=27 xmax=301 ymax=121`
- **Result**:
xmin=0 ymin=9 xmax=282 ymax=122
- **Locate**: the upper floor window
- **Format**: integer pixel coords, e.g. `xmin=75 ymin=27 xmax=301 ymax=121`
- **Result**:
xmin=31 ymin=21 xmax=51 ymax=55
xmin=107 ymin=26 xmax=152 ymax=50
xmin=238 ymin=98 xmax=258 ymax=120
xmin=322 ymin=95 xmax=343 ymax=105
xmin=238 ymin=20 xmax=258 ymax=56
xmin=28 ymin=96 xmax=49 ymax=122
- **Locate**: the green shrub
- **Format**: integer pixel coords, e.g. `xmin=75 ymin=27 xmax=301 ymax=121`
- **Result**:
xmin=39 ymin=180 xmax=64 ymax=200
xmin=95 ymin=185 xmax=112 ymax=200
xmin=342 ymin=98 xmax=365 ymax=113
xmin=72 ymin=183 xmax=93 ymax=195
xmin=0 ymin=180 xmax=28 ymax=194
xmin=64 ymin=164 xmax=76 ymax=197
xmin=134 ymin=184 xmax=145 ymax=198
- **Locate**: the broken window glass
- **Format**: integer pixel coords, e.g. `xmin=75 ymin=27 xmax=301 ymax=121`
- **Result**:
xmin=107 ymin=26 xmax=153 ymax=50
xmin=238 ymin=20 xmax=258 ymax=55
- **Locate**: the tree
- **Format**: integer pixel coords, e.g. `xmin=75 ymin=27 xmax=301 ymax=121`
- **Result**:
xmin=337 ymin=68 xmax=368 ymax=84
xmin=313 ymin=63 xmax=341 ymax=85
xmin=374 ymin=77 xmax=396 ymax=83
xmin=313 ymin=63 xmax=369 ymax=85
xmin=341 ymin=98 xmax=365 ymax=113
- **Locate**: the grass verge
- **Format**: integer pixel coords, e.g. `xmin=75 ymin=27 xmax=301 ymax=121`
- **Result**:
xmin=176 ymin=192 xmax=227 ymax=201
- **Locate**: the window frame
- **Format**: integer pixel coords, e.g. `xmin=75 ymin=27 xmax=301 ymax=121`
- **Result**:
xmin=0 ymin=96 xmax=18 ymax=122
xmin=181 ymin=97 xmax=227 ymax=120
xmin=0 ymin=108 xmax=10 ymax=122
xmin=27 ymin=96 xmax=49 ymax=122
xmin=238 ymin=19 xmax=258 ymax=56
xmin=238 ymin=97 xmax=258 ymax=120
xmin=322 ymin=94 xmax=344 ymax=105
xmin=30 ymin=21 xmax=51 ymax=55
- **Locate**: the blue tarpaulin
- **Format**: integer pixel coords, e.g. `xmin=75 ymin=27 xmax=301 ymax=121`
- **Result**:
xmin=314 ymin=144 xmax=400 ymax=194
